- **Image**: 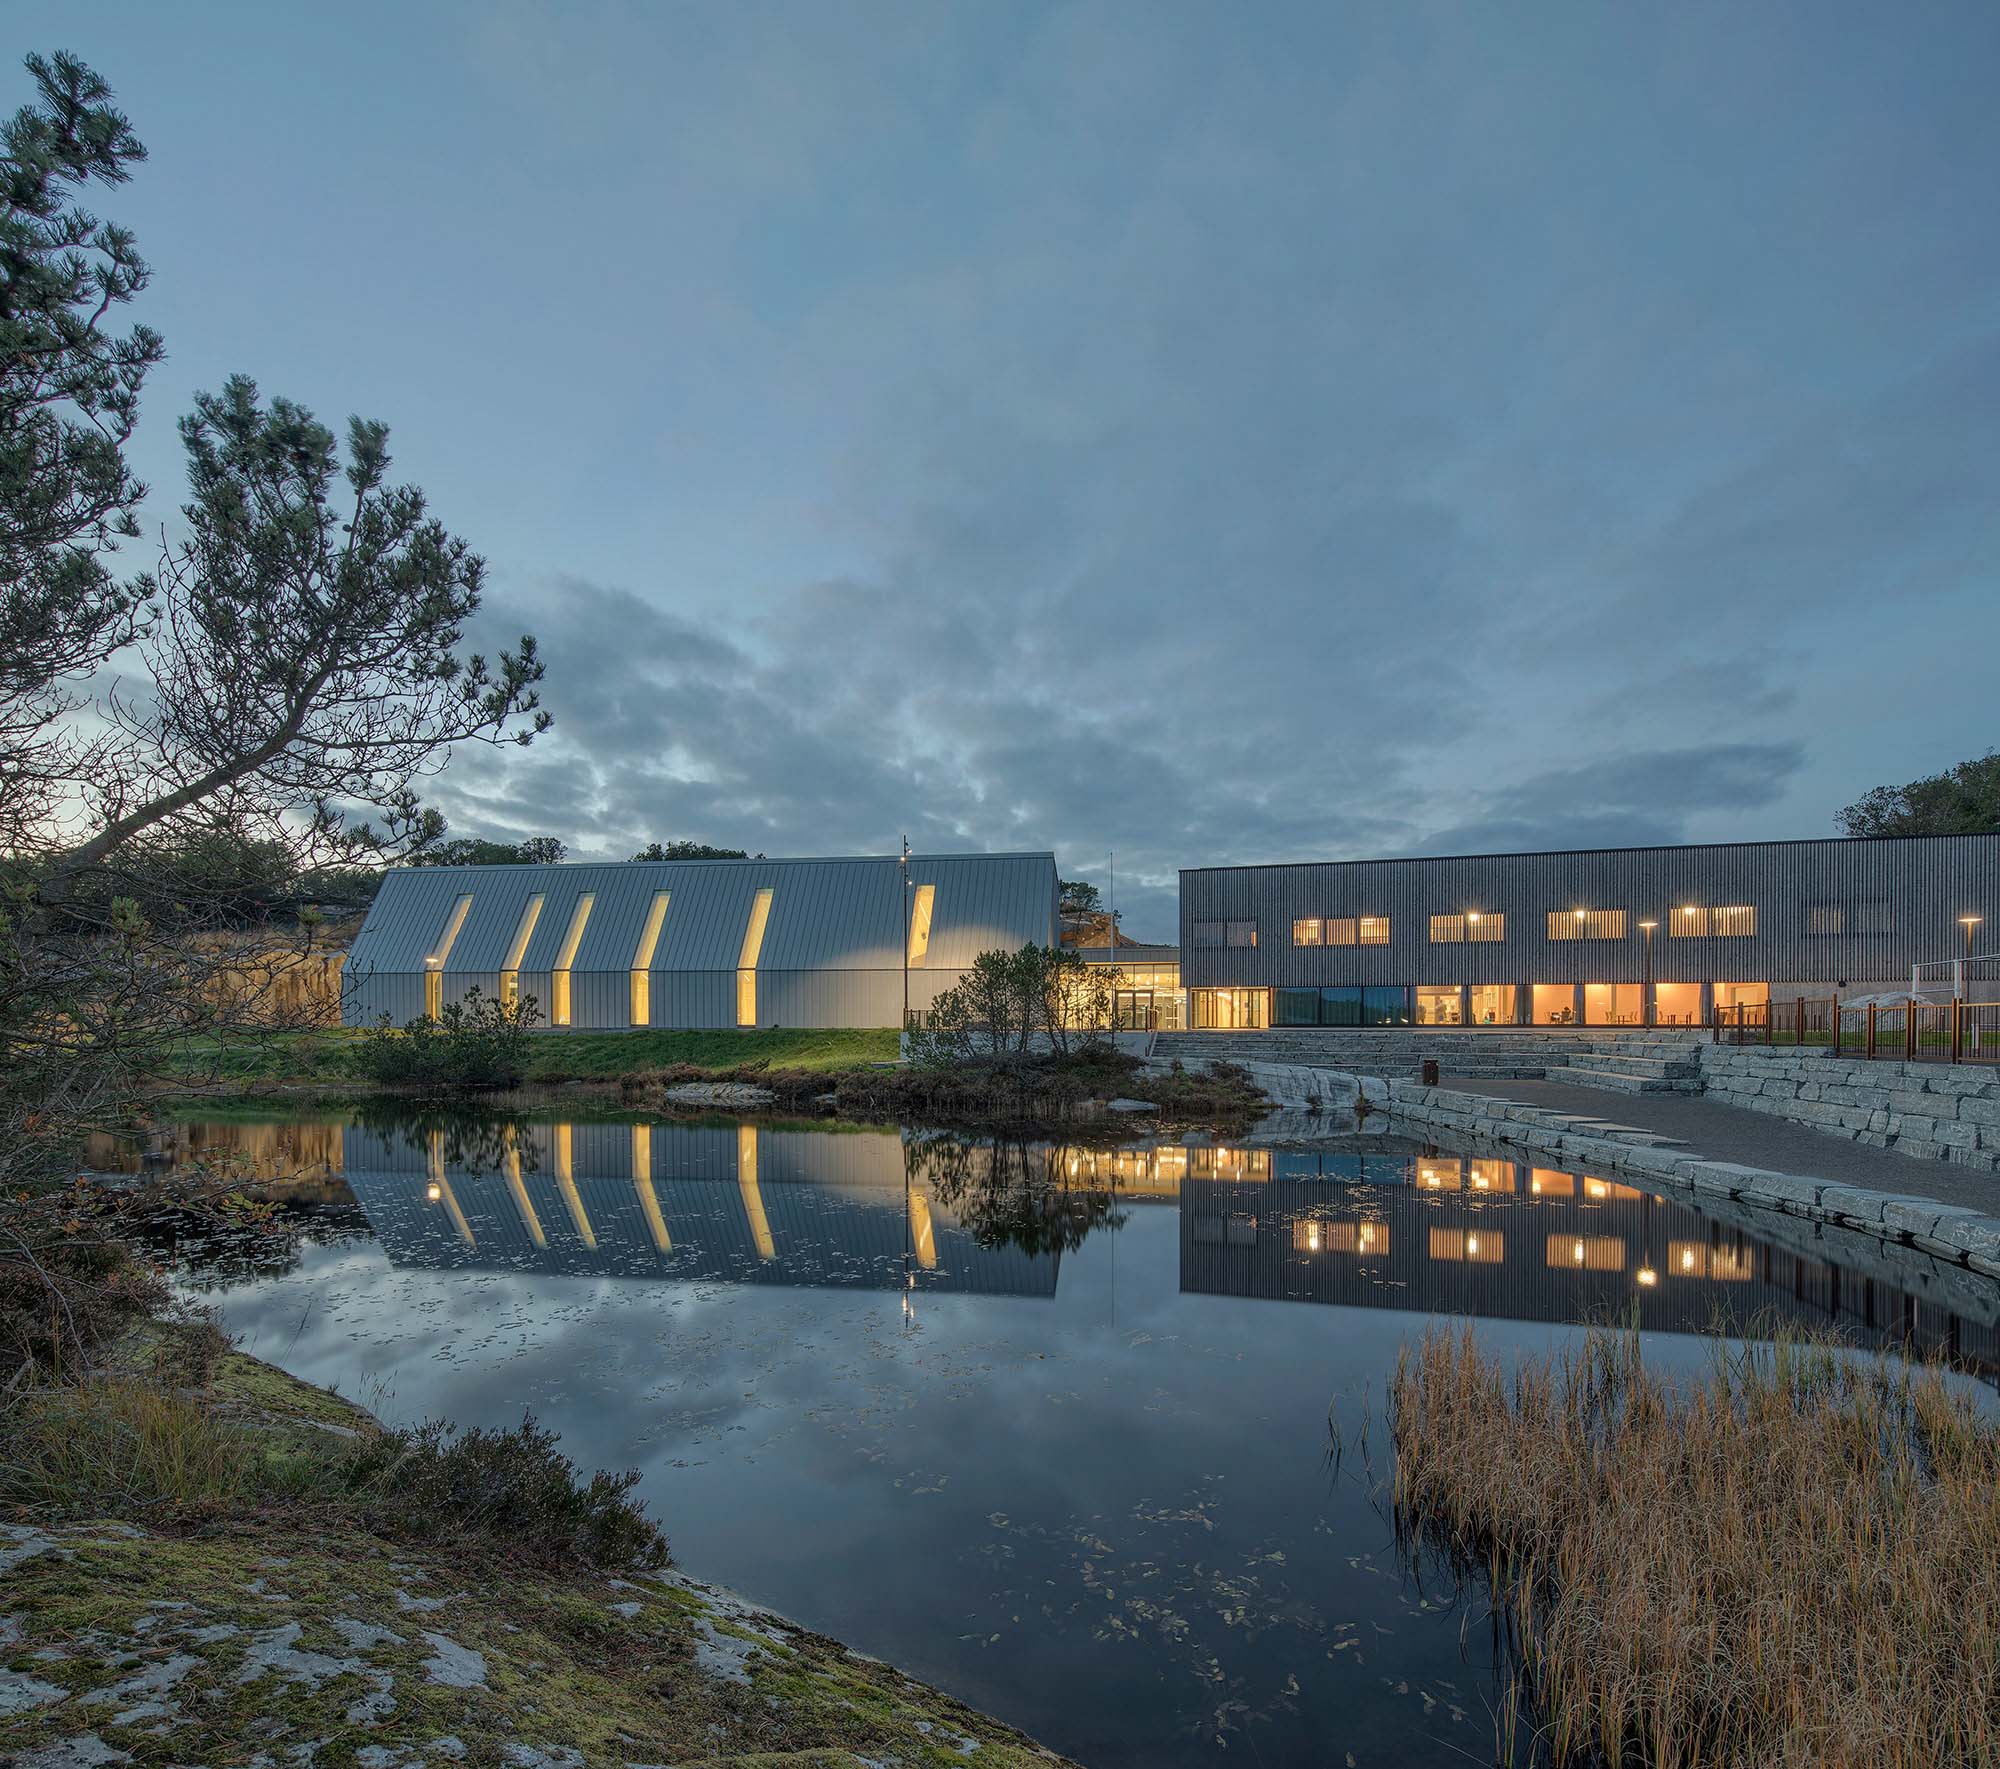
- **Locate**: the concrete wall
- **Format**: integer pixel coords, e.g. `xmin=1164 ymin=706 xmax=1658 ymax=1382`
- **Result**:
xmin=1697 ymin=1046 xmax=2000 ymax=1173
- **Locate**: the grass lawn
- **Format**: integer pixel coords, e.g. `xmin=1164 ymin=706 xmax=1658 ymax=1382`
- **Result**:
xmin=164 ymin=1024 xmax=900 ymax=1086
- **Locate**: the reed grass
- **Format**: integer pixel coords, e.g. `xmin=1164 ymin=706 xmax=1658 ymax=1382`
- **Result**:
xmin=1390 ymin=1323 xmax=2000 ymax=1769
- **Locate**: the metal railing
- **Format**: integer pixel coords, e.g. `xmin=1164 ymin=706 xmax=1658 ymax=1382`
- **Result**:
xmin=1713 ymin=997 xmax=2000 ymax=1063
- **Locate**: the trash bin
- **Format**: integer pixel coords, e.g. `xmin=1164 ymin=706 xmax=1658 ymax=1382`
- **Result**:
xmin=1421 ymin=1057 xmax=1440 ymax=1087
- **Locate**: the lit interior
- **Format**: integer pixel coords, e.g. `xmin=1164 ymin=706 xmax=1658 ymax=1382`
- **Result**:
xmin=631 ymin=1125 xmax=671 ymax=1253
xmin=737 ymin=1123 xmax=774 ymax=1258
xmin=1415 ymin=986 xmax=1463 ymax=1026
xmin=554 ymin=1123 xmax=596 ymax=1249
xmin=1654 ymin=981 xmax=1701 ymax=1025
xmin=736 ymin=887 xmax=774 ymax=1028
xmin=549 ymin=893 xmax=596 ymax=1027
xmin=908 ymin=1186 xmax=937 ymax=1270
xmin=1714 ymin=981 xmax=1770 ymax=1009
xmin=907 ymin=883 xmax=935 ymax=967
xmin=423 ymin=893 xmax=474 ymax=1020
xmin=502 ymin=1126 xmax=546 ymax=1249
xmin=500 ymin=893 xmax=544 ymax=1011
xmin=1468 ymin=984 xmax=1517 ymax=1024
xmin=629 ymin=891 xmax=670 ymax=1025
xmin=1584 ymin=982 xmax=1644 ymax=1025
xmin=1549 ymin=1234 xmax=1625 ymax=1272
xmin=1532 ymin=982 xmax=1578 ymax=1025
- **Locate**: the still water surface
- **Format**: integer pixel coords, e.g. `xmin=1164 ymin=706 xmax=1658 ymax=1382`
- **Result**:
xmin=136 ymin=1112 xmax=2000 ymax=1768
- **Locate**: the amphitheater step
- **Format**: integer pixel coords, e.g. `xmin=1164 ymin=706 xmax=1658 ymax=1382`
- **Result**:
xmin=1540 ymin=1065 xmax=1702 ymax=1095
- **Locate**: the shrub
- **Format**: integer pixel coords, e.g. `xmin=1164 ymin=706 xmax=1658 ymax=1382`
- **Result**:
xmin=355 ymin=987 xmax=538 ymax=1091
xmin=339 ymin=1411 xmax=668 ymax=1571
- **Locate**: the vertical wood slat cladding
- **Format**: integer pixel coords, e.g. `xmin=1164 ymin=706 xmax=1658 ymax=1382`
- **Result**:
xmin=1179 ymin=836 xmax=2000 ymax=990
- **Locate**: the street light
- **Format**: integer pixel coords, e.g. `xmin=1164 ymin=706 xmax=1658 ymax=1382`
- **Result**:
xmin=899 ymin=836 xmax=912 ymax=1044
xmin=1963 ymin=915 xmax=1984 ymax=961
xmin=1638 ymin=920 xmax=1658 ymax=1027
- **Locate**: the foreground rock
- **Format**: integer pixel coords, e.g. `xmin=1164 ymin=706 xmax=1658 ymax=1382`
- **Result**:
xmin=0 ymin=1519 xmax=1074 ymax=1768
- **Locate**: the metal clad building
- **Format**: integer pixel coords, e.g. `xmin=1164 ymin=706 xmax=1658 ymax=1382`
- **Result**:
xmin=342 ymin=851 xmax=1057 ymax=1030
xmin=1180 ymin=834 xmax=2000 ymax=1028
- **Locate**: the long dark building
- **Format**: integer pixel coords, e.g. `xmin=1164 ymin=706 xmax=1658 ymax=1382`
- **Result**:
xmin=1179 ymin=834 xmax=2000 ymax=1030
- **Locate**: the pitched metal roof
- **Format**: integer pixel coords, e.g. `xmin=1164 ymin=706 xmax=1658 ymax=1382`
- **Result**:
xmin=346 ymin=851 xmax=1058 ymax=977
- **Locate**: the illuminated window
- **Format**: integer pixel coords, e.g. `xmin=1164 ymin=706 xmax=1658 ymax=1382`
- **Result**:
xmin=1666 ymin=1239 xmax=1750 ymax=1279
xmin=1293 ymin=918 xmax=1324 ymax=946
xmin=1430 ymin=913 xmax=1504 ymax=944
xmin=1468 ymin=984 xmax=1516 ymax=1024
xmin=1712 ymin=905 xmax=1754 ymax=937
xmin=1326 ymin=918 xmax=1357 ymax=946
xmin=629 ymin=891 xmax=670 ymax=1025
xmin=1357 ymin=916 xmax=1390 ymax=945
xmin=1414 ymin=986 xmax=1462 ymax=1025
xmin=500 ymin=894 xmax=544 ymax=1012
xmin=1467 ymin=1159 xmax=1515 ymax=1193
xmin=549 ymin=893 xmax=595 ymax=1027
xmin=424 ymin=893 xmax=473 ymax=1020
xmin=1548 ymin=1234 xmax=1625 ymax=1272
xmin=1293 ymin=1218 xmax=1389 ymax=1255
xmin=907 ymin=883 xmax=936 ymax=966
xmin=1527 ymin=1169 xmax=1575 ymax=1197
xmin=1430 ymin=1227 xmax=1503 ymax=1264
xmin=1548 ymin=909 xmax=1627 ymax=940
xmin=1226 ymin=919 xmax=1258 ymax=948
xmin=1416 ymin=1159 xmax=1462 ymax=1191
xmin=736 ymin=887 xmax=773 ymax=1027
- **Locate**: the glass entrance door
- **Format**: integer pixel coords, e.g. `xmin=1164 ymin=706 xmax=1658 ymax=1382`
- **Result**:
xmin=1114 ymin=989 xmax=1155 ymax=1030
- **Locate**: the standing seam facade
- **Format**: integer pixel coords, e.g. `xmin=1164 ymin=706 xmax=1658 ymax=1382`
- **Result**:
xmin=1178 ymin=836 xmax=2000 ymax=1002
xmin=342 ymin=853 xmax=1058 ymax=1030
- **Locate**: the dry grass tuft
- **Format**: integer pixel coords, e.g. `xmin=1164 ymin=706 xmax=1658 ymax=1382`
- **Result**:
xmin=1391 ymin=1323 xmax=2000 ymax=1769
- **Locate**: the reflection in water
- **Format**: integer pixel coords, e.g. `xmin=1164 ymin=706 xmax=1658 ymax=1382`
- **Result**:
xmin=1185 ymin=1148 xmax=2000 ymax=1378
xmin=157 ymin=1109 xmax=2000 ymax=1769
xmin=342 ymin=1120 xmax=1066 ymax=1298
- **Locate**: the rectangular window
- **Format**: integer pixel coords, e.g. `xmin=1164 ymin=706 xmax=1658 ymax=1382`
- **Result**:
xmin=424 ymin=893 xmax=474 ymax=1020
xmin=500 ymin=893 xmax=544 ymax=1012
xmin=736 ymin=887 xmax=773 ymax=1027
xmin=1430 ymin=1227 xmax=1503 ymax=1265
xmin=1357 ymin=916 xmax=1390 ymax=945
xmin=1293 ymin=1219 xmax=1389 ymax=1256
xmin=1712 ymin=905 xmax=1754 ymax=937
xmin=1816 ymin=896 xmax=1888 ymax=940
xmin=1548 ymin=909 xmax=1627 ymax=940
xmin=1362 ymin=985 xmax=1409 ymax=1025
xmin=1468 ymin=984 xmax=1516 ymax=1025
xmin=1325 ymin=918 xmax=1357 ymax=946
xmin=1192 ymin=920 xmax=1225 ymax=948
xmin=1414 ymin=986 xmax=1462 ymax=1025
xmin=1549 ymin=1234 xmax=1626 ymax=1273
xmin=1192 ymin=987 xmax=1268 ymax=1029
xmin=1226 ymin=919 xmax=1258 ymax=948
xmin=629 ymin=891 xmax=670 ymax=1025
xmin=550 ymin=892 xmax=595 ymax=1027
xmin=907 ymin=883 xmax=936 ymax=966
xmin=1430 ymin=913 xmax=1503 ymax=943
xmin=1292 ymin=918 xmax=1324 ymax=946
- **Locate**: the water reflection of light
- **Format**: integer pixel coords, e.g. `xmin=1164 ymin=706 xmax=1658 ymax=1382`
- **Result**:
xmin=426 ymin=1182 xmax=442 ymax=1201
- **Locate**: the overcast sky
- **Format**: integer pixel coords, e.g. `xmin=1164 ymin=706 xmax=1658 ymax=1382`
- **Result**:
xmin=21 ymin=0 xmax=1999 ymax=938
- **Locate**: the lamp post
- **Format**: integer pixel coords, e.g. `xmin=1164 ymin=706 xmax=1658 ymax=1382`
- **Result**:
xmin=1638 ymin=920 xmax=1657 ymax=1027
xmin=900 ymin=835 xmax=911 ymax=1042
xmin=1962 ymin=915 xmax=1984 ymax=1000
xmin=1574 ymin=907 xmax=1586 ymax=1026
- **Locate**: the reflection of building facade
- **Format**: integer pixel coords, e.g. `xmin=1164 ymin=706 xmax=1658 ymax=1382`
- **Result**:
xmin=342 ymin=852 xmax=1057 ymax=1031
xmin=1180 ymin=834 xmax=1999 ymax=1030
xmin=1179 ymin=1156 xmax=2000 ymax=1374
xmin=341 ymin=1122 xmax=1059 ymax=1296
xmin=84 ymin=1118 xmax=347 ymax=1195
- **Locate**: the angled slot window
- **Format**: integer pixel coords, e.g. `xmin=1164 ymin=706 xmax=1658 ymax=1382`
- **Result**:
xmin=630 ymin=891 xmax=670 ymax=1025
xmin=736 ymin=887 xmax=773 ymax=1027
xmin=907 ymin=883 xmax=936 ymax=967
xmin=500 ymin=893 xmax=545 ymax=1012
xmin=550 ymin=893 xmax=595 ymax=1027
xmin=424 ymin=893 xmax=474 ymax=1020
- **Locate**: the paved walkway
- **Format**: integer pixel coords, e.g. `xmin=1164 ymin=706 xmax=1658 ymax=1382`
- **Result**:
xmin=1460 ymin=1077 xmax=2000 ymax=1215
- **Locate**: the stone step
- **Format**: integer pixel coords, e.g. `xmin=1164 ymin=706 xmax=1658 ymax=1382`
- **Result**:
xmin=1541 ymin=1064 xmax=1703 ymax=1095
xmin=1572 ymin=1052 xmax=1703 ymax=1078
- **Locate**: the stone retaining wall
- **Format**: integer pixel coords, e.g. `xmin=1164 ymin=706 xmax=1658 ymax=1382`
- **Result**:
xmin=1378 ymin=1076 xmax=2000 ymax=1281
xmin=1697 ymin=1046 xmax=2000 ymax=1173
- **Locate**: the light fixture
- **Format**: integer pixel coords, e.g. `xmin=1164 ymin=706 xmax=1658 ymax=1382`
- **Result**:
xmin=1467 ymin=911 xmax=1481 ymax=923
xmin=426 ymin=1182 xmax=442 ymax=1202
xmin=1574 ymin=909 xmax=1586 ymax=920
xmin=1639 ymin=919 xmax=1658 ymax=931
xmin=1637 ymin=1267 xmax=1658 ymax=1287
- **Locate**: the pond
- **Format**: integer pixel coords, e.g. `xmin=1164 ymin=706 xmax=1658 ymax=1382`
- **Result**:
xmin=119 ymin=1110 xmax=2000 ymax=1768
